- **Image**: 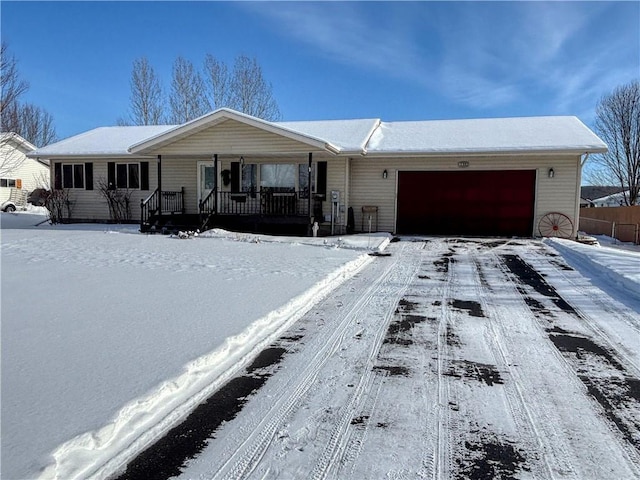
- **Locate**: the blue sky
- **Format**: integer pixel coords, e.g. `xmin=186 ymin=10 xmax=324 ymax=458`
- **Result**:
xmin=2 ymin=1 xmax=638 ymax=141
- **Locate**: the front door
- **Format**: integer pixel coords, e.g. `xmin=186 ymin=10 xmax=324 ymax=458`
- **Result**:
xmin=197 ymin=161 xmax=216 ymax=209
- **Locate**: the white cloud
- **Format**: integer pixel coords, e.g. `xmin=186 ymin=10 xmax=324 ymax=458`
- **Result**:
xmin=244 ymin=2 xmax=431 ymax=85
xmin=244 ymin=2 xmax=638 ymax=116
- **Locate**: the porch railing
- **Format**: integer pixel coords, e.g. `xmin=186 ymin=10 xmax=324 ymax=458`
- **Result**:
xmin=199 ymin=188 xmax=217 ymax=227
xmin=215 ymin=189 xmax=319 ymax=217
xmin=140 ymin=187 xmax=185 ymax=230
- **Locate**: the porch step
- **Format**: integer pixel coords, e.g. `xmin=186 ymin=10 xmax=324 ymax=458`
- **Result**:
xmin=142 ymin=214 xmax=201 ymax=234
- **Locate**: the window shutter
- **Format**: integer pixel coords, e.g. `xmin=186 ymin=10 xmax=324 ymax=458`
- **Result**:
xmin=317 ymin=161 xmax=327 ymax=197
xmin=230 ymin=162 xmax=240 ymax=193
xmin=54 ymin=163 xmax=62 ymax=190
xmin=107 ymin=162 xmax=115 ymax=190
xmin=140 ymin=162 xmax=149 ymax=190
xmin=85 ymin=163 xmax=93 ymax=190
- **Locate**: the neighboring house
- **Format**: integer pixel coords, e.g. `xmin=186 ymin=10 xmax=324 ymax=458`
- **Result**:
xmin=28 ymin=109 xmax=607 ymax=237
xmin=591 ymin=191 xmax=631 ymax=207
xmin=0 ymin=132 xmax=49 ymax=211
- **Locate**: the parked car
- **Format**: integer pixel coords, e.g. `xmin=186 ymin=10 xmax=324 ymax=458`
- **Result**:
xmin=1 ymin=188 xmax=28 ymax=212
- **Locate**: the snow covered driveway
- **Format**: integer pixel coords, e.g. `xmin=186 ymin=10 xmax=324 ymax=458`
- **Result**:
xmin=118 ymin=238 xmax=640 ymax=480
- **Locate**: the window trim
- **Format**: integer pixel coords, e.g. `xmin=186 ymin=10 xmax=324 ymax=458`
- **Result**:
xmin=111 ymin=162 xmax=142 ymax=190
xmin=58 ymin=163 xmax=85 ymax=189
xmin=0 ymin=178 xmax=17 ymax=188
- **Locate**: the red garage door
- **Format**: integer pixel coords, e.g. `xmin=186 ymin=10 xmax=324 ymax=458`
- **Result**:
xmin=397 ymin=170 xmax=536 ymax=236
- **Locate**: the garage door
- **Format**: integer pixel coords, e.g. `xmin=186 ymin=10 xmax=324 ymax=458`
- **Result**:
xmin=396 ymin=170 xmax=536 ymax=236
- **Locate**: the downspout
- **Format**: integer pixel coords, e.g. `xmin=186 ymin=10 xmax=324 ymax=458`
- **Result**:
xmin=308 ymin=152 xmax=313 ymax=235
xmin=214 ymin=153 xmax=218 ymax=214
xmin=345 ymin=156 xmax=351 ymax=231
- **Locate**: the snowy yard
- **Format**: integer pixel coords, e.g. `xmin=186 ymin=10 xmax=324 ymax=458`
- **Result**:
xmin=1 ymin=211 xmax=639 ymax=479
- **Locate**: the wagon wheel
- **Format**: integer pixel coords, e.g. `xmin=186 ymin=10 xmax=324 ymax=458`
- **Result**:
xmin=538 ymin=212 xmax=573 ymax=238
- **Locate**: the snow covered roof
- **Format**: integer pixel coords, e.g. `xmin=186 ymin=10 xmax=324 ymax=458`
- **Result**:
xmin=29 ymin=125 xmax=175 ymax=158
xmin=1 ymin=132 xmax=37 ymax=153
xmin=130 ymin=109 xmax=346 ymax=155
xmin=365 ymin=116 xmax=607 ymax=156
xmin=278 ymin=118 xmax=381 ymax=153
xmin=28 ymin=109 xmax=607 ymax=159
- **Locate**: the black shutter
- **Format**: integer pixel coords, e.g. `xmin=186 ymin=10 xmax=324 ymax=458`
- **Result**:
xmin=230 ymin=162 xmax=240 ymax=193
xmin=317 ymin=161 xmax=327 ymax=197
xmin=140 ymin=162 xmax=149 ymax=190
xmin=54 ymin=163 xmax=62 ymax=190
xmin=85 ymin=163 xmax=93 ymax=190
xmin=107 ymin=162 xmax=115 ymax=190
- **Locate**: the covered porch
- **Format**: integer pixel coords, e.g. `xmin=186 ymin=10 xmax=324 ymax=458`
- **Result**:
xmin=140 ymin=153 xmax=329 ymax=235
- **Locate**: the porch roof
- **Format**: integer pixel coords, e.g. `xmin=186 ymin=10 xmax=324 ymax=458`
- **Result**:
xmin=129 ymin=108 xmax=353 ymax=155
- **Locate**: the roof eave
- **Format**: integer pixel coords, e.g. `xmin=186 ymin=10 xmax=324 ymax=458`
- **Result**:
xmin=26 ymin=152 xmax=156 ymax=160
xmin=363 ymin=146 xmax=608 ymax=157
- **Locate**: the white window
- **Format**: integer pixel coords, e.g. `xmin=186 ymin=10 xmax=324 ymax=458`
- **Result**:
xmin=62 ymin=164 xmax=84 ymax=189
xmin=0 ymin=178 xmax=17 ymax=188
xmin=260 ymin=164 xmax=296 ymax=190
xmin=116 ymin=163 xmax=140 ymax=189
xmin=242 ymin=164 xmax=257 ymax=192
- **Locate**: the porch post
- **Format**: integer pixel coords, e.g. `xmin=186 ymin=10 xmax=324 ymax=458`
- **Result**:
xmin=213 ymin=153 xmax=218 ymax=214
xmin=157 ymin=154 xmax=162 ymax=215
xmin=308 ymin=152 xmax=313 ymax=235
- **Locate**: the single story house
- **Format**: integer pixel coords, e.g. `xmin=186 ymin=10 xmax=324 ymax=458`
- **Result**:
xmin=28 ymin=108 xmax=607 ymax=237
xmin=1 ymin=132 xmax=49 ymax=211
xmin=591 ymin=190 xmax=633 ymax=207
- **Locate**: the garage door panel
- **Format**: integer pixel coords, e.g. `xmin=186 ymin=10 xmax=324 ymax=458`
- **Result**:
xmin=397 ymin=170 xmax=536 ymax=236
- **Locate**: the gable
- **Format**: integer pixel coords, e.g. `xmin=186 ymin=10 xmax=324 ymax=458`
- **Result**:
xmin=136 ymin=118 xmax=331 ymax=156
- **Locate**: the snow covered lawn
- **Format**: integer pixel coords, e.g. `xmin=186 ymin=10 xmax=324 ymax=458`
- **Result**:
xmin=1 ymin=212 xmax=386 ymax=479
xmin=2 ymin=212 xmax=639 ymax=479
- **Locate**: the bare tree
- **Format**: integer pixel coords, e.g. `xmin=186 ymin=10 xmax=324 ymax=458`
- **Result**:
xmin=14 ymin=103 xmax=56 ymax=146
xmin=229 ymin=55 xmax=280 ymax=121
xmin=0 ymin=41 xmax=29 ymax=123
xmin=121 ymin=57 xmax=165 ymax=125
xmin=594 ymin=80 xmax=640 ymax=206
xmin=1 ymin=42 xmax=57 ymax=151
xmin=203 ymin=54 xmax=231 ymax=111
xmin=168 ymin=56 xmax=209 ymax=124
xmin=203 ymin=54 xmax=281 ymax=120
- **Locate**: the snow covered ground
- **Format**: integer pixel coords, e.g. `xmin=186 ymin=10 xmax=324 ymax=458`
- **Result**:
xmin=1 ymin=212 xmax=387 ymax=479
xmin=1 ymin=211 xmax=639 ymax=479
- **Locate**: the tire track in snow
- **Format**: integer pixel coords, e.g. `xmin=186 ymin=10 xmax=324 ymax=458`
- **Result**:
xmin=434 ymin=243 xmax=456 ymax=480
xmin=497 ymin=249 xmax=640 ymax=476
xmin=470 ymin=248 xmax=563 ymax=479
xmin=211 ymin=242 xmax=419 ymax=480
xmin=527 ymin=251 xmax=640 ymax=378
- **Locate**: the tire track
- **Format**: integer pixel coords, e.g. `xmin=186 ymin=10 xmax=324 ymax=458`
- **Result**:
xmin=498 ymin=250 xmax=640 ymax=471
xmin=470 ymin=248 xmax=563 ymax=479
xmin=211 ymin=242 xmax=419 ymax=480
xmin=528 ymin=251 xmax=640 ymax=377
xmin=312 ymin=245 xmax=421 ymax=480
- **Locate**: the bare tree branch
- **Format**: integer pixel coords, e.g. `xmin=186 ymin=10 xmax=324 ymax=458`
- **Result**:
xmin=0 ymin=41 xmax=29 ymax=122
xmin=229 ymin=55 xmax=281 ymax=121
xmin=124 ymin=57 xmax=165 ymax=125
xmin=594 ymin=80 xmax=640 ymax=205
xmin=203 ymin=54 xmax=231 ymax=110
xmin=168 ymin=56 xmax=209 ymax=124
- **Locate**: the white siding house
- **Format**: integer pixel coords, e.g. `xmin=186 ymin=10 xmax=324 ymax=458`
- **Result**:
xmin=0 ymin=132 xmax=49 ymax=210
xmin=29 ymin=109 xmax=607 ymax=237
